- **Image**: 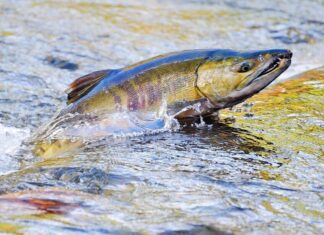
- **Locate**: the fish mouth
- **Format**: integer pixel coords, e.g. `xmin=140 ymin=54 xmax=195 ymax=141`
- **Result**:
xmin=246 ymin=51 xmax=292 ymax=86
xmin=220 ymin=50 xmax=292 ymax=108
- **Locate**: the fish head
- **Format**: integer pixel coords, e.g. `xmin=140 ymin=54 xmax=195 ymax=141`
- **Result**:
xmin=196 ymin=49 xmax=292 ymax=108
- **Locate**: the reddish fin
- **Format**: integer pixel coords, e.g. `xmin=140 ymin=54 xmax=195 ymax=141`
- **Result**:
xmin=65 ymin=69 xmax=117 ymax=104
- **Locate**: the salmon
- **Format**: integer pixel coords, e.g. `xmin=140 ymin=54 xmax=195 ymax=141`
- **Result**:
xmin=62 ymin=49 xmax=292 ymax=121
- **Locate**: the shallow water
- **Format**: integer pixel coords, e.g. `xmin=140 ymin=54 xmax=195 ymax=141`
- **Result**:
xmin=0 ymin=0 xmax=323 ymax=234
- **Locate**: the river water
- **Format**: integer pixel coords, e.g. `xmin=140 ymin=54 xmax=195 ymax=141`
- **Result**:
xmin=0 ymin=0 xmax=323 ymax=234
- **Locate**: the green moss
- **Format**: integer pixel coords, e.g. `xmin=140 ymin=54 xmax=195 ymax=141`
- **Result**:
xmin=220 ymin=67 xmax=324 ymax=157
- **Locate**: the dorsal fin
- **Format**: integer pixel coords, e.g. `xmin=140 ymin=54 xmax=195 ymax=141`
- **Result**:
xmin=65 ymin=69 xmax=118 ymax=104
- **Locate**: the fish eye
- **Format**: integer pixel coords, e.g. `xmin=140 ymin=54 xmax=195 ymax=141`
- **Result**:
xmin=238 ymin=62 xmax=253 ymax=73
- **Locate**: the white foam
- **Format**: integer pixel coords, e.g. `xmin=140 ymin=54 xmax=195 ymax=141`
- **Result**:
xmin=32 ymin=110 xmax=182 ymax=142
xmin=0 ymin=124 xmax=30 ymax=175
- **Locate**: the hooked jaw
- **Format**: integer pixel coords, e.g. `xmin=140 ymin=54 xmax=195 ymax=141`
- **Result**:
xmin=214 ymin=49 xmax=292 ymax=109
xmin=246 ymin=50 xmax=292 ymax=86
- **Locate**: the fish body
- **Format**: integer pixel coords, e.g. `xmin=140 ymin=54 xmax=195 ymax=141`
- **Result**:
xmin=32 ymin=49 xmax=292 ymax=156
xmin=63 ymin=49 xmax=292 ymax=121
xmin=65 ymin=50 xmax=218 ymax=117
xmin=37 ymin=48 xmax=292 ymax=139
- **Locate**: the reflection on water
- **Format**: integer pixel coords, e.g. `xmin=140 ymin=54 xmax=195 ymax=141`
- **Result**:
xmin=0 ymin=0 xmax=323 ymax=234
xmin=1 ymin=111 xmax=321 ymax=233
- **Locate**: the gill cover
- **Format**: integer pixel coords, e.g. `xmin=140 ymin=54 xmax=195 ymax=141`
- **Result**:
xmin=195 ymin=50 xmax=246 ymax=106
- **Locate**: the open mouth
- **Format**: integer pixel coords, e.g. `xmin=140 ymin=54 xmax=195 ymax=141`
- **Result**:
xmin=246 ymin=55 xmax=291 ymax=87
xmin=258 ymin=58 xmax=281 ymax=77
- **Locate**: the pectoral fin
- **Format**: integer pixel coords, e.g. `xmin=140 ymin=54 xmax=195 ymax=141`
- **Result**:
xmin=65 ymin=69 xmax=119 ymax=104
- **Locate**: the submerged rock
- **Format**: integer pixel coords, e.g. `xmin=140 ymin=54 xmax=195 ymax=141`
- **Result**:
xmin=45 ymin=56 xmax=79 ymax=71
xmin=0 ymin=189 xmax=138 ymax=234
xmin=160 ymin=225 xmax=232 ymax=235
xmin=270 ymin=27 xmax=316 ymax=44
xmin=49 ymin=167 xmax=110 ymax=194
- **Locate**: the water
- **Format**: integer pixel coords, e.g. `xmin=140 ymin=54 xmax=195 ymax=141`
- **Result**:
xmin=0 ymin=0 xmax=323 ymax=234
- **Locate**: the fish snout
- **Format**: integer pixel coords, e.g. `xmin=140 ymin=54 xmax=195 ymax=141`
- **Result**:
xmin=277 ymin=50 xmax=293 ymax=60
